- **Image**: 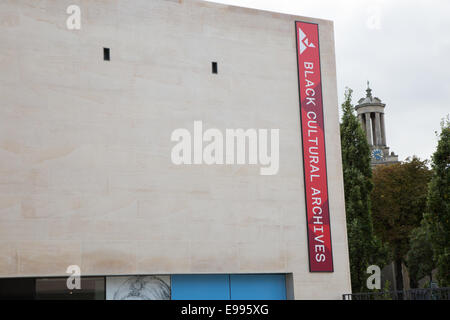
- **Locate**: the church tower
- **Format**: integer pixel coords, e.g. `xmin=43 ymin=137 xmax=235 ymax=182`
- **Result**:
xmin=355 ymin=83 xmax=399 ymax=166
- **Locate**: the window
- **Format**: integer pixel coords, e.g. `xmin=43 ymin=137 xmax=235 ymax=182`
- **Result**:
xmin=0 ymin=278 xmax=35 ymax=300
xmin=35 ymin=277 xmax=105 ymax=300
xmin=103 ymin=47 xmax=110 ymax=61
xmin=171 ymin=274 xmax=229 ymax=300
xmin=0 ymin=277 xmax=105 ymax=300
xmin=230 ymin=274 xmax=287 ymax=300
xmin=212 ymin=62 xmax=218 ymax=74
xmin=171 ymin=274 xmax=286 ymax=300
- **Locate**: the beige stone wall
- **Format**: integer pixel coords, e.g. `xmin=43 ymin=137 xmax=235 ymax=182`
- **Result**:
xmin=0 ymin=0 xmax=351 ymax=299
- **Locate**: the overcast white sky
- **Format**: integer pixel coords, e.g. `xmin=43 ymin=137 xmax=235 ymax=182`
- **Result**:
xmin=208 ymin=0 xmax=450 ymax=161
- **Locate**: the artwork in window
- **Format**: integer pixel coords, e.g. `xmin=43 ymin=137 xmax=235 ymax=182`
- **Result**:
xmin=106 ymin=275 xmax=170 ymax=300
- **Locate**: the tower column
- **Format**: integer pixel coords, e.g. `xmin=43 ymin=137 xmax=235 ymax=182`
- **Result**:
xmin=365 ymin=113 xmax=372 ymax=145
xmin=381 ymin=113 xmax=387 ymax=146
xmin=375 ymin=112 xmax=382 ymax=146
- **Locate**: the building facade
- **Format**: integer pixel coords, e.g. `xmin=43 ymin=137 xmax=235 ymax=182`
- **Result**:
xmin=355 ymin=83 xmax=399 ymax=166
xmin=0 ymin=0 xmax=351 ymax=299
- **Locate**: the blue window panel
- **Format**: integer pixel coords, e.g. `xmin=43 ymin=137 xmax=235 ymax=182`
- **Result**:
xmin=171 ymin=274 xmax=230 ymax=300
xmin=230 ymin=274 xmax=286 ymax=300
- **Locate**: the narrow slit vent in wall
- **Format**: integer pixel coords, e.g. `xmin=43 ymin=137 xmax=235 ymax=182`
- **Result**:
xmin=103 ymin=48 xmax=110 ymax=61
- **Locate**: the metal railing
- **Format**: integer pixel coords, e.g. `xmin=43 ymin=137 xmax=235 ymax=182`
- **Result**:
xmin=343 ymin=287 xmax=450 ymax=300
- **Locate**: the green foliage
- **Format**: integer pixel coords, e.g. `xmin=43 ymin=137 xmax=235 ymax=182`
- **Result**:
xmin=369 ymin=279 xmax=393 ymax=300
xmin=424 ymin=116 xmax=450 ymax=286
xmin=340 ymin=88 xmax=387 ymax=293
xmin=381 ymin=280 xmax=392 ymax=300
xmin=371 ymin=157 xmax=432 ymax=289
xmin=340 ymin=90 xmax=372 ymax=178
xmin=371 ymin=157 xmax=432 ymax=258
xmin=406 ymin=221 xmax=435 ymax=287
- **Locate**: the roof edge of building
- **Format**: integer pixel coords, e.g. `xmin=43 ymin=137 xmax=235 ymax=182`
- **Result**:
xmin=195 ymin=0 xmax=334 ymax=25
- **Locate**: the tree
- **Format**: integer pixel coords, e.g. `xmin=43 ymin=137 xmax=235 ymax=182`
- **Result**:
xmin=340 ymin=88 xmax=387 ymax=292
xmin=371 ymin=157 xmax=432 ymax=290
xmin=406 ymin=221 xmax=435 ymax=288
xmin=424 ymin=117 xmax=450 ymax=286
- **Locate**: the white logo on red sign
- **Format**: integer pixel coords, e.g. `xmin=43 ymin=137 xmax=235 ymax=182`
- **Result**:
xmin=298 ymin=28 xmax=316 ymax=54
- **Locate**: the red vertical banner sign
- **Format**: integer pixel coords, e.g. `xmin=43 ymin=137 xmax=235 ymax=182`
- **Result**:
xmin=295 ymin=21 xmax=334 ymax=272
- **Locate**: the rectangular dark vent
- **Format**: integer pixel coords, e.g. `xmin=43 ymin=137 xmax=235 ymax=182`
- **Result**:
xmin=103 ymin=48 xmax=110 ymax=61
